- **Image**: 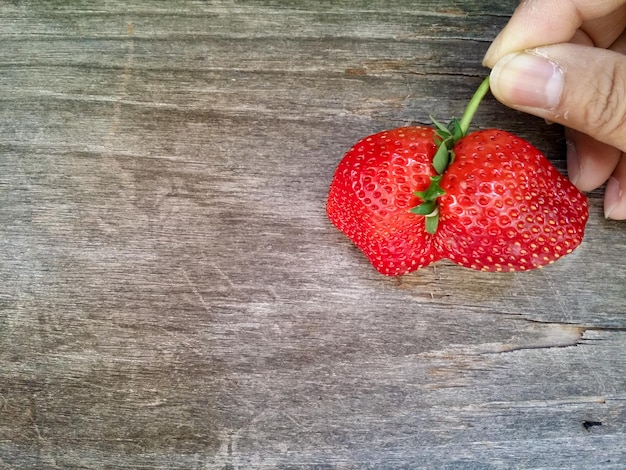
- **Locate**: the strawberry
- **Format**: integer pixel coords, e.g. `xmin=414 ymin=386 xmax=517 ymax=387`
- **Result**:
xmin=326 ymin=78 xmax=589 ymax=275
xmin=326 ymin=126 xmax=442 ymax=275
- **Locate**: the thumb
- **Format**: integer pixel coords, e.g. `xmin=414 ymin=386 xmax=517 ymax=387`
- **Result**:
xmin=488 ymin=43 xmax=626 ymax=153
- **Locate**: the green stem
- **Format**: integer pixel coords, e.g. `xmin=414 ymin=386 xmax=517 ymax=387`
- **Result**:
xmin=458 ymin=76 xmax=491 ymax=136
xmin=414 ymin=76 xmax=491 ymax=235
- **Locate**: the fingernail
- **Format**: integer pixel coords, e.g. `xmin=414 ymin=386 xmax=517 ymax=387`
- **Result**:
xmin=566 ymin=140 xmax=581 ymax=187
xmin=604 ymin=177 xmax=623 ymax=220
xmin=490 ymin=52 xmax=564 ymax=109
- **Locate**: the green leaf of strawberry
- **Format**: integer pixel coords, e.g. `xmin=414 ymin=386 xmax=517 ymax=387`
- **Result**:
xmin=326 ymin=78 xmax=589 ymax=275
xmin=432 ymin=141 xmax=452 ymax=175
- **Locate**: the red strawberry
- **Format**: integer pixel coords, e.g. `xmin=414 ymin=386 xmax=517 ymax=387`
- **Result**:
xmin=326 ymin=126 xmax=442 ymax=275
xmin=436 ymin=128 xmax=588 ymax=272
xmin=326 ymin=79 xmax=589 ymax=276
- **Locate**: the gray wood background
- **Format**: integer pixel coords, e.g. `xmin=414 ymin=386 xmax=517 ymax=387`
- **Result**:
xmin=1 ymin=1 xmax=625 ymax=468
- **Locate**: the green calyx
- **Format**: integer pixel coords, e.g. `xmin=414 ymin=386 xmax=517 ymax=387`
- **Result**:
xmin=411 ymin=76 xmax=491 ymax=235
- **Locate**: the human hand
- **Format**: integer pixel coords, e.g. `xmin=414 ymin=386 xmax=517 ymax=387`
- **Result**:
xmin=483 ymin=0 xmax=626 ymax=219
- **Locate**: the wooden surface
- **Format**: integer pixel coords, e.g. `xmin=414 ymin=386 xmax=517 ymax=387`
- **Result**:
xmin=1 ymin=1 xmax=625 ymax=468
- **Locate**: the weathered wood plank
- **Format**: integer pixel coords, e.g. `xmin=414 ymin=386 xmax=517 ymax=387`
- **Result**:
xmin=1 ymin=1 xmax=625 ymax=469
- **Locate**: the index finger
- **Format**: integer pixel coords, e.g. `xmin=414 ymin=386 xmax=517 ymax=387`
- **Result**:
xmin=483 ymin=0 xmax=626 ymax=68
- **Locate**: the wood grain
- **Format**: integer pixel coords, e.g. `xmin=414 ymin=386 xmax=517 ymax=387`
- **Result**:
xmin=1 ymin=1 xmax=625 ymax=468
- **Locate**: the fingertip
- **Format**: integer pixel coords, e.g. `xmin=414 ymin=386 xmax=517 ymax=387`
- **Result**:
xmin=604 ymin=154 xmax=626 ymax=220
xmin=565 ymin=130 xmax=622 ymax=193
xmin=604 ymin=177 xmax=626 ymax=220
xmin=565 ymin=139 xmax=581 ymax=187
xmin=483 ymin=39 xmax=501 ymax=69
